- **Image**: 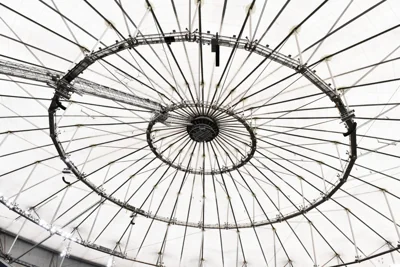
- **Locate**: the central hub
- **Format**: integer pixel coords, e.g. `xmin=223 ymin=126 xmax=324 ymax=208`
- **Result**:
xmin=147 ymin=102 xmax=257 ymax=175
xmin=187 ymin=116 xmax=219 ymax=142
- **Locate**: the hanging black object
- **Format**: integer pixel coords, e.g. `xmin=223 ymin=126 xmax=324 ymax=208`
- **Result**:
xmin=55 ymin=98 xmax=67 ymax=110
xmin=211 ymin=32 xmax=220 ymax=67
xmin=164 ymin=36 xmax=175 ymax=45
xmin=62 ymin=176 xmax=71 ymax=185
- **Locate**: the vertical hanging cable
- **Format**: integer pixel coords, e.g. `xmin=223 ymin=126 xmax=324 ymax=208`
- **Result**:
xmin=309 ymin=221 xmax=318 ymax=267
xmin=13 ymin=163 xmax=38 ymax=204
xmin=7 ymin=219 xmax=28 ymax=255
xmin=346 ymin=209 xmax=359 ymax=261
xmin=382 ymin=190 xmax=400 ymax=243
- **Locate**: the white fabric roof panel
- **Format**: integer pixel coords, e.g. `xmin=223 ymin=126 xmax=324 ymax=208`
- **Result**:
xmin=0 ymin=0 xmax=400 ymax=266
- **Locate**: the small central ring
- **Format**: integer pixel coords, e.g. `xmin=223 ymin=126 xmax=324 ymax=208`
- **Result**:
xmin=146 ymin=102 xmax=257 ymax=175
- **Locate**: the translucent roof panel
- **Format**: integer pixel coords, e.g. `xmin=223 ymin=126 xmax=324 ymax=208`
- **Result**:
xmin=0 ymin=1 xmax=400 ymax=266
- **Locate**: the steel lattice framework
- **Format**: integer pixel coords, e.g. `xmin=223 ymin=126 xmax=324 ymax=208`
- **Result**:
xmin=1 ymin=1 xmax=400 ymax=267
xmin=0 ymin=59 xmax=163 ymax=112
xmin=42 ymin=31 xmax=357 ymax=228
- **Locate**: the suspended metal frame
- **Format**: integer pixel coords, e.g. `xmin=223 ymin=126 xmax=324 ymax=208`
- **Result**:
xmin=44 ymin=31 xmax=358 ymax=229
xmin=3 ymin=1 xmax=400 ymax=265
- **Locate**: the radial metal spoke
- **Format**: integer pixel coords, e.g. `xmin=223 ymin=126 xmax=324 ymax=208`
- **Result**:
xmin=207 ymin=0 xmax=256 ymax=114
xmin=209 ymin=142 xmax=247 ymax=262
xmin=215 ymin=0 xmax=330 ymax=111
xmin=213 ymin=138 xmax=270 ymax=266
xmin=144 ymin=0 xmax=199 ymax=111
xmin=304 ymin=0 xmax=386 ymax=60
xmin=256 ymin=133 xmax=400 ymax=234
xmin=133 ymin=141 xmax=193 ymax=259
xmin=310 ymin=22 xmax=400 ymax=67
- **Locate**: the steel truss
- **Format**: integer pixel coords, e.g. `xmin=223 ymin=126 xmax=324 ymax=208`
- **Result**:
xmin=0 ymin=59 xmax=163 ymax=113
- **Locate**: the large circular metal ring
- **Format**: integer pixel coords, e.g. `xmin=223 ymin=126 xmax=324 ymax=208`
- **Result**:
xmin=48 ymin=31 xmax=357 ymax=229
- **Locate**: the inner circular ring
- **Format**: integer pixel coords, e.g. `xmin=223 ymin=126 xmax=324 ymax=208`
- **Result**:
xmin=146 ymin=102 xmax=257 ymax=175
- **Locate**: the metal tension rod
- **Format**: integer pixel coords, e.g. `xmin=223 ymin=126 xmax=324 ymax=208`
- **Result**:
xmin=0 ymin=58 xmax=164 ymax=113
